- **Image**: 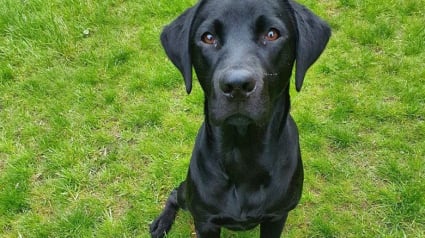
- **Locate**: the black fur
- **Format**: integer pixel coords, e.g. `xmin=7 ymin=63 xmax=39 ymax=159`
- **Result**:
xmin=151 ymin=0 xmax=330 ymax=237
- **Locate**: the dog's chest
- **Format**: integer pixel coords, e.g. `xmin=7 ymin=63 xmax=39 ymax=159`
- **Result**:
xmin=209 ymin=184 xmax=280 ymax=230
xmin=191 ymin=145 xmax=290 ymax=229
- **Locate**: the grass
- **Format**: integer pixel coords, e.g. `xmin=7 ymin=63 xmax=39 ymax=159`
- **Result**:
xmin=0 ymin=0 xmax=424 ymax=237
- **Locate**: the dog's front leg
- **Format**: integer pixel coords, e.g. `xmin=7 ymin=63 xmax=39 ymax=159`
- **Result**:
xmin=260 ymin=213 xmax=288 ymax=238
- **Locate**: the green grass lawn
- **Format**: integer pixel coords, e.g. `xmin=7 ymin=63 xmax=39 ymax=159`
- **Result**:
xmin=1 ymin=0 xmax=424 ymax=237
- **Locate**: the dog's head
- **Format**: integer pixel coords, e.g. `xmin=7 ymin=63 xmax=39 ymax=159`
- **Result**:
xmin=161 ymin=0 xmax=330 ymax=126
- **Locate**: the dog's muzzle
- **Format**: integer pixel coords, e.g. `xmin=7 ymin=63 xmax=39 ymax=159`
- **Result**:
xmin=209 ymin=67 xmax=269 ymax=127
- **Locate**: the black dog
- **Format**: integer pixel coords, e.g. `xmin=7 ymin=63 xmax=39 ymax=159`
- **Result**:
xmin=150 ymin=0 xmax=330 ymax=237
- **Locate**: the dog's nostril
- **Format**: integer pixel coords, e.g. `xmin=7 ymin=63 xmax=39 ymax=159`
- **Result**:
xmin=221 ymin=83 xmax=233 ymax=94
xmin=242 ymin=80 xmax=256 ymax=92
xmin=220 ymin=70 xmax=257 ymax=98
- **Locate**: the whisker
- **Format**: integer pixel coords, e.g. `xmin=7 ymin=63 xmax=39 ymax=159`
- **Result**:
xmin=263 ymin=72 xmax=279 ymax=77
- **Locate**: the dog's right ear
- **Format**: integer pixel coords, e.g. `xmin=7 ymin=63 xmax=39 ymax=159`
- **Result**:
xmin=161 ymin=6 xmax=199 ymax=94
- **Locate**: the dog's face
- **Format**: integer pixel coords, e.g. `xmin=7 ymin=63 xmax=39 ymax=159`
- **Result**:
xmin=161 ymin=0 xmax=331 ymax=126
xmin=191 ymin=0 xmax=297 ymax=126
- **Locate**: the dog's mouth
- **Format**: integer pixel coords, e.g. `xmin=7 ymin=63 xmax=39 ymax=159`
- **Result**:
xmin=224 ymin=114 xmax=254 ymax=126
xmin=208 ymin=86 xmax=271 ymax=127
xmin=209 ymin=101 xmax=271 ymax=127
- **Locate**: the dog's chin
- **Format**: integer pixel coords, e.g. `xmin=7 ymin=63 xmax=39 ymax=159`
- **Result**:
xmin=210 ymin=114 xmax=256 ymax=127
xmin=210 ymin=110 xmax=270 ymax=128
xmin=220 ymin=115 xmax=255 ymax=136
xmin=224 ymin=115 xmax=254 ymax=126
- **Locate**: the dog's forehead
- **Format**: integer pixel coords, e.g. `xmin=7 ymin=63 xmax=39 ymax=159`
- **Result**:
xmin=196 ymin=0 xmax=286 ymax=22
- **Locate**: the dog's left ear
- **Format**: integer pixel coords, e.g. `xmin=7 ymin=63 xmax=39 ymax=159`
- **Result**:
xmin=160 ymin=5 xmax=200 ymax=94
xmin=289 ymin=1 xmax=331 ymax=91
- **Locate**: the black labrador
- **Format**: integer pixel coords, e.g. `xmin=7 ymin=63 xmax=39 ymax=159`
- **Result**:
xmin=150 ymin=0 xmax=330 ymax=237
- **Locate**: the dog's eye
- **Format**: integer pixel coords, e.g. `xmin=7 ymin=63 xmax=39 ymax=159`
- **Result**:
xmin=201 ymin=32 xmax=216 ymax=45
xmin=264 ymin=28 xmax=280 ymax=41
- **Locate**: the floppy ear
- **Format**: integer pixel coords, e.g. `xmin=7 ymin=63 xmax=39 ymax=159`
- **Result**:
xmin=160 ymin=6 xmax=199 ymax=94
xmin=289 ymin=1 xmax=331 ymax=91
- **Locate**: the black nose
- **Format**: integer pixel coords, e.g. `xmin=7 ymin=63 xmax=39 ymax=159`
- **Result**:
xmin=219 ymin=70 xmax=257 ymax=99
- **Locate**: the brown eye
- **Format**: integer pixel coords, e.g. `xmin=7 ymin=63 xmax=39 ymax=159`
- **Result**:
xmin=201 ymin=32 xmax=216 ymax=45
xmin=265 ymin=28 xmax=280 ymax=41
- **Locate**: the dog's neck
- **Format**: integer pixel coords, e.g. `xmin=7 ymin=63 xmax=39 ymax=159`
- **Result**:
xmin=196 ymin=89 xmax=293 ymax=185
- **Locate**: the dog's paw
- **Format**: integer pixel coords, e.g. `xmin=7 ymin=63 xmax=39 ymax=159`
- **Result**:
xmin=149 ymin=211 xmax=175 ymax=238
